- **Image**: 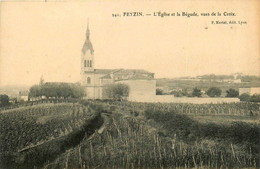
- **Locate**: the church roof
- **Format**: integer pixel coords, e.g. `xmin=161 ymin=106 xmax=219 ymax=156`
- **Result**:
xmin=82 ymin=40 xmax=94 ymax=55
xmin=100 ymin=74 xmax=112 ymax=79
xmin=114 ymin=69 xmax=154 ymax=75
xmin=94 ymin=69 xmax=119 ymax=74
xmin=82 ymin=22 xmax=94 ymax=55
xmin=92 ymin=68 xmax=154 ymax=75
xmin=94 ymin=68 xmax=154 ymax=81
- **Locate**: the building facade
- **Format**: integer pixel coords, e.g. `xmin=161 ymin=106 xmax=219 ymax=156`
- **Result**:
xmin=80 ymin=23 xmax=156 ymax=100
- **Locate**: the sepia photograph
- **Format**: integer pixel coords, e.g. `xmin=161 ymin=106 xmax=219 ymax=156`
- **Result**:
xmin=0 ymin=0 xmax=259 ymax=168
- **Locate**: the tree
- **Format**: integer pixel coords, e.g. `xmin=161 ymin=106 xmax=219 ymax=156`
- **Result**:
xmin=0 ymin=94 xmax=9 ymax=107
xmin=29 ymin=82 xmax=85 ymax=100
xmin=192 ymin=87 xmax=202 ymax=97
xmin=226 ymin=88 xmax=239 ymax=97
xmin=239 ymin=93 xmax=250 ymax=102
xmin=206 ymin=87 xmax=222 ymax=97
xmin=29 ymin=85 xmax=42 ymax=99
xmin=71 ymin=84 xmax=85 ymax=98
xmin=156 ymin=88 xmax=163 ymax=95
xmin=103 ymin=83 xmax=129 ymax=101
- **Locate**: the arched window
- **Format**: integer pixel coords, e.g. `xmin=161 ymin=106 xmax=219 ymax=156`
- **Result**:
xmin=87 ymin=77 xmax=91 ymax=84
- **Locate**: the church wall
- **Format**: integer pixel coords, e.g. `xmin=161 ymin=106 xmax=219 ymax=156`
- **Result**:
xmin=81 ymin=51 xmax=94 ymax=73
xmin=82 ymin=73 xmax=109 ymax=99
xmin=81 ymin=73 xmax=106 ymax=87
xmin=116 ymin=79 xmax=156 ymax=102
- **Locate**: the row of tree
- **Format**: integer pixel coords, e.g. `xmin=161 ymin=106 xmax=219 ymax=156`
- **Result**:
xmin=192 ymin=87 xmax=239 ymax=97
xmin=205 ymin=87 xmax=239 ymax=98
xmin=29 ymin=82 xmax=130 ymax=101
xmin=29 ymin=82 xmax=85 ymax=100
xmin=159 ymin=87 xmax=239 ymax=98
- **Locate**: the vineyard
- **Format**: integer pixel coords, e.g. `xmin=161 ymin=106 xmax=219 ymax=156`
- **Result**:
xmin=0 ymin=103 xmax=101 ymax=169
xmin=1 ymin=101 xmax=259 ymax=169
xmin=45 ymin=101 xmax=259 ymax=169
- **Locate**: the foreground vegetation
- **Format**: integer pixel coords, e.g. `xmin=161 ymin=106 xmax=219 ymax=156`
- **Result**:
xmin=1 ymin=101 xmax=259 ymax=168
xmin=0 ymin=103 xmax=101 ymax=169
xmin=45 ymin=101 xmax=259 ymax=169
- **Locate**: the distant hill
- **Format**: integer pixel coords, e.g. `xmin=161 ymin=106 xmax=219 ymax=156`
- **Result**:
xmin=156 ymin=74 xmax=260 ymax=96
xmin=0 ymin=85 xmax=30 ymax=98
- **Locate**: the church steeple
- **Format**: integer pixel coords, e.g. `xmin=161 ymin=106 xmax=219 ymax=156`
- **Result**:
xmin=82 ymin=19 xmax=94 ymax=55
xmin=81 ymin=19 xmax=94 ymax=74
xmin=86 ymin=19 xmax=90 ymax=40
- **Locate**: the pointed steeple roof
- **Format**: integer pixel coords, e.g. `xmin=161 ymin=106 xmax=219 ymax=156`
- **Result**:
xmin=82 ymin=20 xmax=94 ymax=55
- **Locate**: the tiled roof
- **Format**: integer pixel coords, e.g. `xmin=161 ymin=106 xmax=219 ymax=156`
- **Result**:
xmin=94 ymin=69 xmax=119 ymax=74
xmin=93 ymin=68 xmax=153 ymax=74
xmin=113 ymin=69 xmax=154 ymax=75
xmin=85 ymin=69 xmax=154 ymax=80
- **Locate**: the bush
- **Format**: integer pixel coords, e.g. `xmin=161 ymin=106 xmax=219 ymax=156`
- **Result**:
xmin=156 ymin=88 xmax=163 ymax=95
xmin=249 ymin=94 xmax=260 ymax=102
xmin=206 ymin=87 xmax=222 ymax=97
xmin=239 ymin=93 xmax=250 ymax=101
xmin=226 ymin=88 xmax=239 ymax=97
xmin=192 ymin=87 xmax=202 ymax=97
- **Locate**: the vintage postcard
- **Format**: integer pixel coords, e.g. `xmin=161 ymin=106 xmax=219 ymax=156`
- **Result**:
xmin=0 ymin=0 xmax=259 ymax=168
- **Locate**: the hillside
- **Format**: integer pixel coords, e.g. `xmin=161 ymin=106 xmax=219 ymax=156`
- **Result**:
xmin=0 ymin=103 xmax=101 ymax=169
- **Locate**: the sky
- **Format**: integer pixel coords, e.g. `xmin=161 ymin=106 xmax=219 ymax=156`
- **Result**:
xmin=0 ymin=0 xmax=259 ymax=86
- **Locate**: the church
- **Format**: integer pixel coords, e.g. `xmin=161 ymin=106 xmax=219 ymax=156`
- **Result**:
xmin=80 ymin=23 xmax=156 ymax=101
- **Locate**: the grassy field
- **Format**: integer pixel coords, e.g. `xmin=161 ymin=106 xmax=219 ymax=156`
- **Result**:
xmin=1 ymin=101 xmax=259 ymax=169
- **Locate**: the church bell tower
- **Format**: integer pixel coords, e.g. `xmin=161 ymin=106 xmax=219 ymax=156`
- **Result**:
xmin=81 ymin=20 xmax=94 ymax=74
